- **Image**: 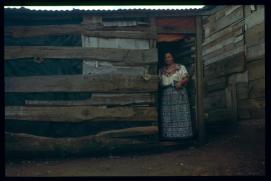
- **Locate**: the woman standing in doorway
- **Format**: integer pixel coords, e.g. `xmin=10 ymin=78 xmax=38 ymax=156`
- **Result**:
xmin=159 ymin=52 xmax=193 ymax=140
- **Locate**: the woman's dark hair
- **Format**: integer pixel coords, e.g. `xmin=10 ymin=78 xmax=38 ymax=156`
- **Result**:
xmin=164 ymin=51 xmax=176 ymax=60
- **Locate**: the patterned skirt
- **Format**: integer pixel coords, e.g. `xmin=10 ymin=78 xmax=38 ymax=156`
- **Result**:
xmin=160 ymin=86 xmax=193 ymax=140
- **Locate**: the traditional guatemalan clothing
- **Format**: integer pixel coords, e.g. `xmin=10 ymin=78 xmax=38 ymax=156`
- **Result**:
xmin=159 ymin=64 xmax=193 ymax=140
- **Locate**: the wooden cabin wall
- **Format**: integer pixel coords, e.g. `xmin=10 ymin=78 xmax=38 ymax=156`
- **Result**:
xmin=201 ymin=5 xmax=265 ymax=128
xmin=4 ymin=12 xmax=164 ymax=157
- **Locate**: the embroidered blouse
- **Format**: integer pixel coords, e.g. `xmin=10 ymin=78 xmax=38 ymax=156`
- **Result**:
xmin=159 ymin=64 xmax=189 ymax=87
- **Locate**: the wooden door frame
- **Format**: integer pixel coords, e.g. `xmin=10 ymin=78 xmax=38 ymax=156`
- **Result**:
xmin=195 ymin=15 xmax=206 ymax=145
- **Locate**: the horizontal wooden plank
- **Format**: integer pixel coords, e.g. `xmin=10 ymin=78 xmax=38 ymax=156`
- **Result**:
xmin=202 ymin=20 xmax=244 ymax=47
xmin=82 ymin=30 xmax=156 ymax=39
xmin=245 ymin=22 xmax=264 ymax=48
xmin=206 ymin=108 xmax=230 ymax=122
xmin=25 ymin=93 xmax=155 ymax=106
xmin=5 ymin=106 xmax=158 ymax=122
xmin=156 ymin=26 xmax=195 ymax=34
xmin=207 ymin=6 xmax=244 ymax=36
xmin=238 ymin=108 xmax=265 ymax=120
xmin=204 ymin=90 xmax=226 ymax=111
xmin=246 ymin=43 xmax=265 ymax=62
xmin=247 ymin=58 xmax=265 ymax=81
xmin=5 ymin=127 xmax=183 ymax=158
xmin=5 ymin=25 xmax=81 ymax=38
xmin=4 ymin=46 xmax=158 ymax=65
xmin=5 ymin=25 xmax=156 ymax=39
xmin=203 ymin=34 xmax=244 ymax=56
xmin=203 ymin=37 xmax=244 ymax=65
xmin=204 ymin=52 xmax=245 ymax=79
xmin=96 ymin=126 xmax=158 ymax=138
xmin=204 ymin=77 xmax=227 ymax=93
xmin=5 ymin=74 xmax=159 ymax=93
xmin=237 ymin=97 xmax=265 ymax=110
xmin=248 ymin=78 xmax=265 ymax=99
xmin=245 ymin=7 xmax=264 ymax=29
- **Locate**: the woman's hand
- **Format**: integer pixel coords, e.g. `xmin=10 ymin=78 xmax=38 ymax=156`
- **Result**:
xmin=175 ymin=81 xmax=182 ymax=90
xmin=175 ymin=76 xmax=189 ymax=91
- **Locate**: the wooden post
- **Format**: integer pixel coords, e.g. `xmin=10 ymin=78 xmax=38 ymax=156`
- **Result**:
xmin=195 ymin=16 xmax=206 ymax=145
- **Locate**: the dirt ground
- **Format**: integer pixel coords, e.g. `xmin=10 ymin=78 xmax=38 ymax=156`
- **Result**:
xmin=5 ymin=123 xmax=265 ymax=176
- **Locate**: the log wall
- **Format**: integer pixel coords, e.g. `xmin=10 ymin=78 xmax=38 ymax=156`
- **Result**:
xmin=202 ymin=5 xmax=265 ymax=127
xmin=4 ymin=12 xmax=197 ymax=157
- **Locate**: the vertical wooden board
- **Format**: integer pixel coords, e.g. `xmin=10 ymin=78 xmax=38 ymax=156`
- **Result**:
xmin=236 ymin=82 xmax=249 ymax=100
xmin=225 ymin=84 xmax=238 ymax=122
xmin=196 ymin=16 xmax=206 ymax=145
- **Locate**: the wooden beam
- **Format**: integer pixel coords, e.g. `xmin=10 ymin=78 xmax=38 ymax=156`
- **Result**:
xmin=82 ymin=30 xmax=156 ymax=39
xmin=25 ymin=93 xmax=155 ymax=106
xmin=5 ymin=25 xmax=156 ymax=39
xmin=4 ymin=25 xmax=82 ymax=38
xmin=156 ymin=26 xmax=196 ymax=34
xmin=5 ymin=127 xmax=183 ymax=158
xmin=4 ymin=46 xmax=158 ymax=65
xmin=195 ymin=16 xmax=206 ymax=145
xmin=5 ymin=74 xmax=159 ymax=93
xmin=96 ymin=126 xmax=158 ymax=138
xmin=5 ymin=106 xmax=158 ymax=122
xmin=204 ymin=52 xmax=245 ymax=79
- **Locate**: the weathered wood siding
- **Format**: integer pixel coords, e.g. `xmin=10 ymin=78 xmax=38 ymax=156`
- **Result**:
xmin=4 ymin=12 xmax=161 ymax=156
xmin=202 ymin=5 xmax=265 ymax=125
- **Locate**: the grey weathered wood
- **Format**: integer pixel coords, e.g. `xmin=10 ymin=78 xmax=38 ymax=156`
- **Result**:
xmin=206 ymin=108 xmax=230 ymax=122
xmin=204 ymin=52 xmax=245 ymax=79
xmin=207 ymin=6 xmax=244 ymax=35
xmin=204 ymin=90 xmax=226 ymax=111
xmin=203 ymin=34 xmax=244 ymax=56
xmin=204 ymin=77 xmax=227 ymax=93
xmin=5 ymin=127 xmax=183 ymax=158
xmin=246 ymin=43 xmax=265 ymax=62
xmin=248 ymin=78 xmax=265 ymax=99
xmin=203 ymin=37 xmax=244 ymax=65
xmin=244 ymin=6 xmax=264 ymax=29
xmin=156 ymin=26 xmax=196 ymax=34
xmin=5 ymin=24 xmax=154 ymax=38
xmin=237 ymin=98 xmax=265 ymax=120
xmin=25 ymin=93 xmax=155 ymax=106
xmin=245 ymin=22 xmax=264 ymax=48
xmin=4 ymin=46 xmax=158 ymax=64
xmin=96 ymin=126 xmax=158 ymax=138
xmin=5 ymin=106 xmax=158 ymax=122
xmin=247 ymin=58 xmax=265 ymax=81
xmin=82 ymin=30 xmax=157 ymax=39
xmin=195 ymin=16 xmax=206 ymax=145
xmin=236 ymin=82 xmax=249 ymax=100
xmin=202 ymin=21 xmax=244 ymax=47
xmin=225 ymin=84 xmax=238 ymax=122
xmin=5 ymin=74 xmax=159 ymax=93
xmin=4 ymin=25 xmax=82 ymax=38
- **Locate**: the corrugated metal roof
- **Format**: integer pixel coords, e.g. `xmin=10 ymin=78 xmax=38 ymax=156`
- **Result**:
xmin=4 ymin=6 xmax=211 ymax=17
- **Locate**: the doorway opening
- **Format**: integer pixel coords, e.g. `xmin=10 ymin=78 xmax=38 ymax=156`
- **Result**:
xmin=156 ymin=35 xmax=197 ymax=141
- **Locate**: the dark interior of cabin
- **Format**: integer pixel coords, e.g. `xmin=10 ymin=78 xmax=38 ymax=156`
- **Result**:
xmin=156 ymin=35 xmax=197 ymax=139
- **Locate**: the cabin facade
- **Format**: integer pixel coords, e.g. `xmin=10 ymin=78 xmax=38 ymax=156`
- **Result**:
xmin=4 ymin=5 xmax=265 ymax=158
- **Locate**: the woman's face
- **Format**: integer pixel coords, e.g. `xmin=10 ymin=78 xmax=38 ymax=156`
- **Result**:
xmin=164 ymin=53 xmax=175 ymax=65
